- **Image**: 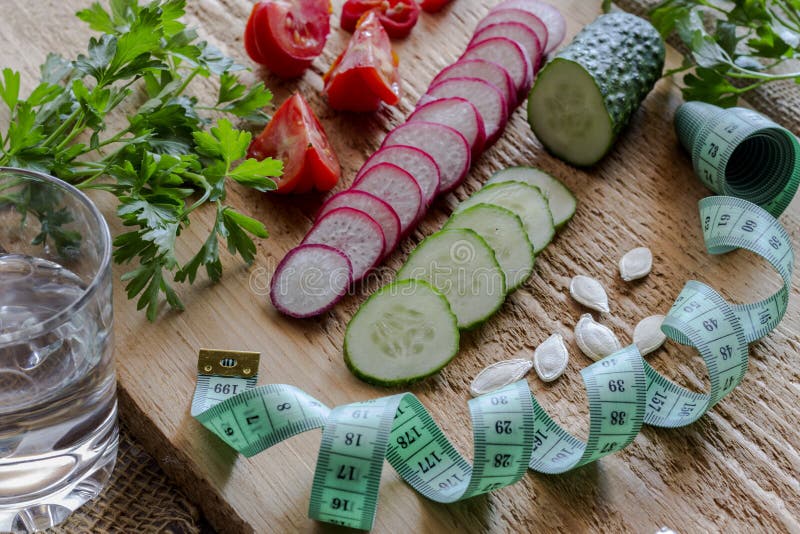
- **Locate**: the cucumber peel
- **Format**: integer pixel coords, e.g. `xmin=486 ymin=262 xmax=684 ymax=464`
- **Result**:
xmin=344 ymin=167 xmax=576 ymax=387
xmin=397 ymin=228 xmax=506 ymax=329
xmin=444 ymin=203 xmax=535 ymax=292
xmin=454 ymin=181 xmax=554 ymax=254
xmin=487 ymin=167 xmax=576 ymax=229
xmin=527 ymin=13 xmax=665 ymax=166
xmin=344 ymin=279 xmax=459 ymax=386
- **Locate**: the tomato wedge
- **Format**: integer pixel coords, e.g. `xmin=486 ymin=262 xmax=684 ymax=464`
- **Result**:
xmin=244 ymin=0 xmax=331 ymax=79
xmin=418 ymin=0 xmax=452 ymax=13
xmin=247 ymin=92 xmax=341 ymax=194
xmin=323 ymin=12 xmax=401 ymax=112
xmin=340 ymin=0 xmax=420 ymax=39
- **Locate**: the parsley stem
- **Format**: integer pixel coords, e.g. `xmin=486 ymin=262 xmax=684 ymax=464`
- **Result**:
xmin=663 ymin=64 xmax=693 ymax=78
xmin=54 ymin=118 xmax=88 ymax=153
xmin=0 ymin=0 xmax=277 ymax=320
xmin=186 ymin=189 xmax=212 ymax=215
xmin=195 ymin=105 xmax=228 ymax=112
xmin=40 ymin=108 xmax=81 ymax=149
xmin=71 ymin=161 xmax=107 ymax=170
xmin=736 ymin=80 xmax=770 ymax=93
xmin=74 ymin=169 xmax=109 ymax=189
xmin=71 ymin=139 xmax=131 ymax=188
xmin=182 ymin=171 xmax=212 ymax=215
xmin=697 ymin=0 xmax=728 ymax=15
xmin=726 ymin=67 xmax=800 ymax=81
xmin=94 ymin=127 xmax=134 ymax=149
xmin=174 ymin=67 xmax=201 ymax=97
xmin=77 ymin=183 xmax=118 ymax=192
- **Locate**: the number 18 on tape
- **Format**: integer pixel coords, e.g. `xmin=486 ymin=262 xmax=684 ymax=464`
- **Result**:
xmin=191 ymin=196 xmax=793 ymax=530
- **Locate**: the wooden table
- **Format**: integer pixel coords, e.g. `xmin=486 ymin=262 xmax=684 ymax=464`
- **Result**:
xmin=3 ymin=0 xmax=799 ymax=532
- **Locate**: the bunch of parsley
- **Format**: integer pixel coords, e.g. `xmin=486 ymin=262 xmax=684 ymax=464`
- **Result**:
xmin=650 ymin=0 xmax=800 ymax=106
xmin=0 ymin=0 xmax=282 ymax=320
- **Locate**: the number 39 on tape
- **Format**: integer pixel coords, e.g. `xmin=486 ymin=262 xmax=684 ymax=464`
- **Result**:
xmin=191 ymin=196 xmax=794 ymax=531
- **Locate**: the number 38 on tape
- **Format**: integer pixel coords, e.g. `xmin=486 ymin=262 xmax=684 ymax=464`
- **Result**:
xmin=191 ymin=196 xmax=793 ymax=531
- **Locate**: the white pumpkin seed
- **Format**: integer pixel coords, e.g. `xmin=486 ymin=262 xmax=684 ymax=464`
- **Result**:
xmin=633 ymin=314 xmax=667 ymax=356
xmin=619 ymin=247 xmax=653 ymax=281
xmin=533 ymin=333 xmax=569 ymax=382
xmin=470 ymin=358 xmax=533 ymax=397
xmin=574 ymin=313 xmax=621 ymax=361
xmin=569 ymin=275 xmax=610 ymax=313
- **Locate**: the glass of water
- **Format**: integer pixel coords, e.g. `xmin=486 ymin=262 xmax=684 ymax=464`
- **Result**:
xmin=0 ymin=168 xmax=116 ymax=533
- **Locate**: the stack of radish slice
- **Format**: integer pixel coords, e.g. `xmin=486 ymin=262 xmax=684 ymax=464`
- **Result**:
xmin=271 ymin=0 xmax=565 ymax=318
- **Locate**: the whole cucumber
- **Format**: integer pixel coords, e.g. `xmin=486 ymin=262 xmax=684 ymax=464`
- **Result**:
xmin=527 ymin=12 xmax=665 ymax=166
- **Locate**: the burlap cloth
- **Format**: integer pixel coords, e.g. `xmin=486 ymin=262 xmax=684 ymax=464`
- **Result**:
xmin=49 ymin=2 xmax=799 ymax=533
xmin=49 ymin=420 xmax=206 ymax=534
xmin=616 ymin=0 xmax=800 ymax=133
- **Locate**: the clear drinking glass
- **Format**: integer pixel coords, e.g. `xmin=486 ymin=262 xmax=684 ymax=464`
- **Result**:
xmin=0 ymin=168 xmax=117 ymax=533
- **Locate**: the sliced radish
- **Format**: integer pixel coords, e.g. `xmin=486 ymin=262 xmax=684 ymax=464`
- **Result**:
xmin=409 ymin=97 xmax=486 ymax=158
xmin=317 ymin=190 xmax=401 ymax=256
xmin=356 ymin=145 xmax=441 ymax=206
xmin=270 ymin=244 xmax=352 ymax=318
xmin=423 ymin=77 xmax=508 ymax=146
xmin=470 ymin=22 xmax=542 ymax=84
xmin=302 ymin=207 xmax=385 ymax=282
xmin=477 ymin=8 xmax=548 ymax=66
xmin=491 ymin=0 xmax=565 ymax=54
xmin=461 ymin=37 xmax=532 ymax=101
xmin=352 ymin=162 xmax=424 ymax=235
xmin=382 ymin=121 xmax=471 ymax=194
xmin=431 ymin=59 xmax=516 ymax=114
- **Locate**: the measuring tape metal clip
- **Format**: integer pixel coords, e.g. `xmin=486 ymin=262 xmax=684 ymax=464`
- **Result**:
xmin=191 ymin=196 xmax=793 ymax=530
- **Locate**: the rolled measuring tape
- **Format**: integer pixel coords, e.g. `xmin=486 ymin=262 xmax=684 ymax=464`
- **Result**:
xmin=675 ymin=101 xmax=800 ymax=217
xmin=191 ymin=196 xmax=793 ymax=531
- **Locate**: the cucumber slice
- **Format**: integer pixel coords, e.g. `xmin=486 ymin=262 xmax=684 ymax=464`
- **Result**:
xmin=444 ymin=204 xmax=535 ymax=292
xmin=454 ymin=181 xmax=554 ymax=254
xmin=397 ymin=229 xmax=505 ymax=329
xmin=344 ymin=279 xmax=460 ymax=386
xmin=486 ymin=167 xmax=576 ymax=228
xmin=527 ymin=59 xmax=613 ymax=166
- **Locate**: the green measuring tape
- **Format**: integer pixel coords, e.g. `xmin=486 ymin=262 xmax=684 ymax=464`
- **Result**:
xmin=191 ymin=195 xmax=794 ymax=530
xmin=675 ymin=101 xmax=800 ymax=217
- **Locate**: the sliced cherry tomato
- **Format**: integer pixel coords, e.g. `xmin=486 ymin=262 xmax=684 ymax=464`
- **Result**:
xmin=340 ymin=0 xmax=420 ymax=39
xmin=244 ymin=0 xmax=331 ymax=79
xmin=323 ymin=12 xmax=401 ymax=112
xmin=247 ymin=92 xmax=341 ymax=194
xmin=418 ymin=0 xmax=452 ymax=13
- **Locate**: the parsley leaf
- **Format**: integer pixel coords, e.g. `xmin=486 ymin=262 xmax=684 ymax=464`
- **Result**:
xmin=0 ymin=0 xmax=281 ymax=321
xmin=652 ymin=0 xmax=800 ymax=106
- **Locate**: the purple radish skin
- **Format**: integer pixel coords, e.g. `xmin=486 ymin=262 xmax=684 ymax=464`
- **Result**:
xmin=422 ymin=77 xmax=508 ymax=146
xmin=431 ymin=59 xmax=517 ymax=113
xmin=270 ymin=244 xmax=352 ymax=318
xmin=492 ymin=0 xmax=565 ymax=54
xmin=409 ymin=97 xmax=486 ymax=158
xmin=273 ymin=3 xmax=567 ymax=318
xmin=381 ymin=121 xmax=471 ymax=194
xmin=356 ymin=145 xmax=441 ymax=205
xmin=476 ymin=8 xmax=548 ymax=67
xmin=302 ymin=207 xmax=385 ymax=282
xmin=462 ymin=37 xmax=532 ymax=101
xmin=470 ymin=21 xmax=542 ymax=86
xmin=317 ymin=190 xmax=401 ymax=255
xmin=352 ymin=162 xmax=424 ymax=235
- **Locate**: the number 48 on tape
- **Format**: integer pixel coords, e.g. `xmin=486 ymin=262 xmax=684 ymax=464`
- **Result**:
xmin=191 ymin=196 xmax=793 ymax=530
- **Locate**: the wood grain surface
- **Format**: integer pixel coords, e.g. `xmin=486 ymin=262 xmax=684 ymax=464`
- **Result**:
xmin=2 ymin=1 xmax=799 ymax=532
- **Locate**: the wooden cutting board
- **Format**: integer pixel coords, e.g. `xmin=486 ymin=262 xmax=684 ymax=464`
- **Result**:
xmin=3 ymin=0 xmax=799 ymax=532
